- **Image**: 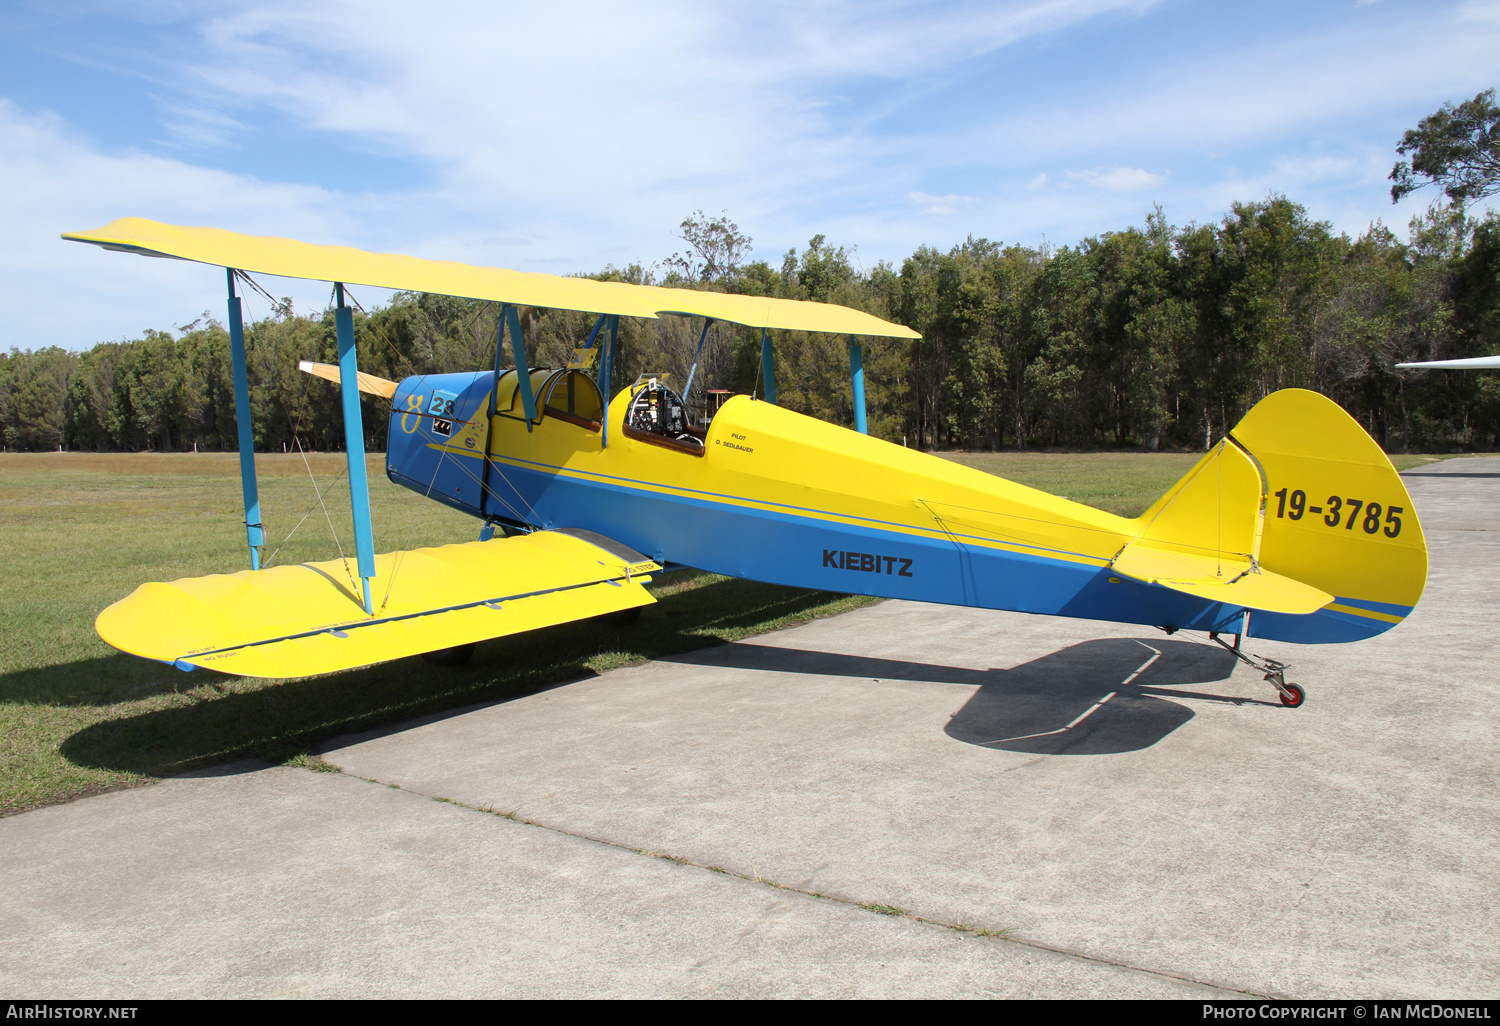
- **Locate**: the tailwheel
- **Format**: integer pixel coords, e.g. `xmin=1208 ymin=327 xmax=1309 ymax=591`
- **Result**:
xmin=1208 ymin=626 xmax=1308 ymax=709
xmin=1265 ymin=666 xmax=1305 ymax=708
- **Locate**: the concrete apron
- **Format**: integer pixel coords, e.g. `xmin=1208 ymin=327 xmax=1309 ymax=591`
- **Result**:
xmin=3 ymin=458 xmax=1495 ymax=998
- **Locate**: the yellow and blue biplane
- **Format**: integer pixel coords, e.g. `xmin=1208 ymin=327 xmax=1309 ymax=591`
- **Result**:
xmin=66 ymin=218 xmax=1429 ymax=708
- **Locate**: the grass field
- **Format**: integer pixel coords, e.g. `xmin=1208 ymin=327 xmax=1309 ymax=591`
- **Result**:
xmin=0 ymin=446 xmax=1459 ymax=816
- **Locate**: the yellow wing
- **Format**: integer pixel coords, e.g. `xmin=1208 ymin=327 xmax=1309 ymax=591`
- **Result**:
xmin=63 ymin=218 xmax=921 ymax=339
xmin=63 ymin=218 xmax=664 ymax=319
xmin=631 ymin=283 xmax=921 ymax=338
xmin=96 ymin=530 xmax=659 ymax=678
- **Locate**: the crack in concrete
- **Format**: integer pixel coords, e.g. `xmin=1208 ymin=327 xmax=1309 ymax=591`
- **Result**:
xmin=312 ymin=762 xmax=1268 ymax=998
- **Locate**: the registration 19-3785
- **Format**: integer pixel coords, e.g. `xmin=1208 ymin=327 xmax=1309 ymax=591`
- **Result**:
xmin=1273 ymin=488 xmax=1404 ymax=538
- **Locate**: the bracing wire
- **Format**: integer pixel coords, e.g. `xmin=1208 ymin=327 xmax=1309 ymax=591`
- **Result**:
xmin=262 ymin=461 xmax=348 ymax=570
xmin=336 ymin=284 xmax=476 ymax=603
xmin=335 ymin=287 xmax=546 ymax=602
xmin=293 ymin=430 xmax=359 ymax=594
xmin=233 ymin=271 xmax=357 ymax=591
xmin=380 ymin=294 xmax=544 ymax=528
xmin=233 ymin=269 xmax=282 ymax=312
xmin=1216 ymin=439 xmax=1223 ymax=579
xmin=379 ymin=549 xmax=406 ymax=613
xmin=752 ymin=332 xmax=764 ymax=402
xmin=243 ymin=278 xmax=559 ymax=604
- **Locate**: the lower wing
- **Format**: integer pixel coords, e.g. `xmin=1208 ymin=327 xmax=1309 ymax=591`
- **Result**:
xmin=96 ymin=528 xmax=659 ymax=677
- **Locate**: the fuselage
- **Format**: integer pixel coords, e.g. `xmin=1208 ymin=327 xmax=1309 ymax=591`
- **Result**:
xmin=384 ymin=368 xmax=1398 ymax=645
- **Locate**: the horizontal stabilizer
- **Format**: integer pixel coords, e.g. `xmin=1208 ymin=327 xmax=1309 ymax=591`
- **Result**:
xmin=1113 ymin=542 xmax=1333 ymax=615
xmin=297 ymin=360 xmax=399 ymax=399
xmin=96 ymin=530 xmax=660 ymax=678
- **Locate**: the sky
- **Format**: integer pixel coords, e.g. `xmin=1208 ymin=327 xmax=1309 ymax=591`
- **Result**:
xmin=2 ymin=0 xmax=1498 ymax=350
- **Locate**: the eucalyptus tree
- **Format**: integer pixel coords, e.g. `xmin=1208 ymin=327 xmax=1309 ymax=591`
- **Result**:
xmin=1391 ymin=89 xmax=1500 ymax=206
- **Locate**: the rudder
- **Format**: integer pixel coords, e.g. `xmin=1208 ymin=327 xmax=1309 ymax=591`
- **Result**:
xmin=1230 ymin=388 xmax=1427 ymax=641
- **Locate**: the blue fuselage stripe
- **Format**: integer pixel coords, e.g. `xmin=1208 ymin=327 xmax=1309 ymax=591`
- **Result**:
xmin=482 ymin=459 xmax=1388 ymax=643
xmin=383 ymin=372 xmax=1400 ymax=646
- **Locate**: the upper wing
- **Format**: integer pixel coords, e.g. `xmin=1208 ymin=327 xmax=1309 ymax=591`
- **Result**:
xmin=632 ymin=283 xmax=921 ymax=339
xmin=63 ymin=218 xmax=921 ymax=339
xmin=96 ymin=529 xmax=659 ymax=678
xmin=64 ymin=218 xmax=664 ymax=319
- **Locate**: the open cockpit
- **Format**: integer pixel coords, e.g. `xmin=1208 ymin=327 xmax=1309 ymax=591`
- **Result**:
xmin=622 ymin=374 xmax=705 ymax=455
xmin=539 ymin=369 xmax=605 ymax=430
xmin=493 ymin=367 xmax=607 ymax=432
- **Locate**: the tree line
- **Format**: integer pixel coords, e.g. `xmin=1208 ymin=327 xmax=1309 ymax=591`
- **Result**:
xmin=2 ymin=195 xmax=1498 ymax=456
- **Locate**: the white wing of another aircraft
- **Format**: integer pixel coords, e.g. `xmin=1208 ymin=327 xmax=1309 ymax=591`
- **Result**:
xmin=1396 ymin=356 xmax=1500 ymax=369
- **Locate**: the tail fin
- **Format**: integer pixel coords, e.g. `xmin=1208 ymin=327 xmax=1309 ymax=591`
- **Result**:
xmin=1116 ymin=389 xmax=1427 ymax=643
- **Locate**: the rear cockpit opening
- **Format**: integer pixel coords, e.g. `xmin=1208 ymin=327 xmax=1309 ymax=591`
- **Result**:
xmin=541 ymin=369 xmax=603 ymax=430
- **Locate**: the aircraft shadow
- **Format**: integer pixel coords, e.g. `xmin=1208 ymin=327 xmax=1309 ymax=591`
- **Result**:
xmin=945 ymin=638 xmax=1241 ymax=755
xmin=664 ymin=637 xmax=1245 ymax=755
xmin=0 ymin=651 xmax=177 ymax=708
xmin=38 ymin=575 xmax=853 ymax=779
xmin=32 ymin=580 xmax=1244 ymax=782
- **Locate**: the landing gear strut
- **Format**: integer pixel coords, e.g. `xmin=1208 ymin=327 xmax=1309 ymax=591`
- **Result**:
xmin=1208 ymin=630 xmax=1306 ymax=708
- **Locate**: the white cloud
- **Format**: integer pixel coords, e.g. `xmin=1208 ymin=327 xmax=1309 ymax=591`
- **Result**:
xmin=1458 ymin=0 xmax=1500 ymax=23
xmin=907 ymin=191 xmax=977 ymax=216
xmin=157 ymin=101 xmax=249 ymax=150
xmin=937 ymin=2 xmax=1500 ymax=180
xmin=1270 ymin=154 xmax=1364 ymax=183
xmin=8 ymin=0 xmax=1500 ymax=349
xmin=159 ymin=1 xmax=1164 ymax=262
xmin=1066 ymin=167 xmax=1166 ymax=190
xmin=0 ymin=99 xmax=362 ymax=350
